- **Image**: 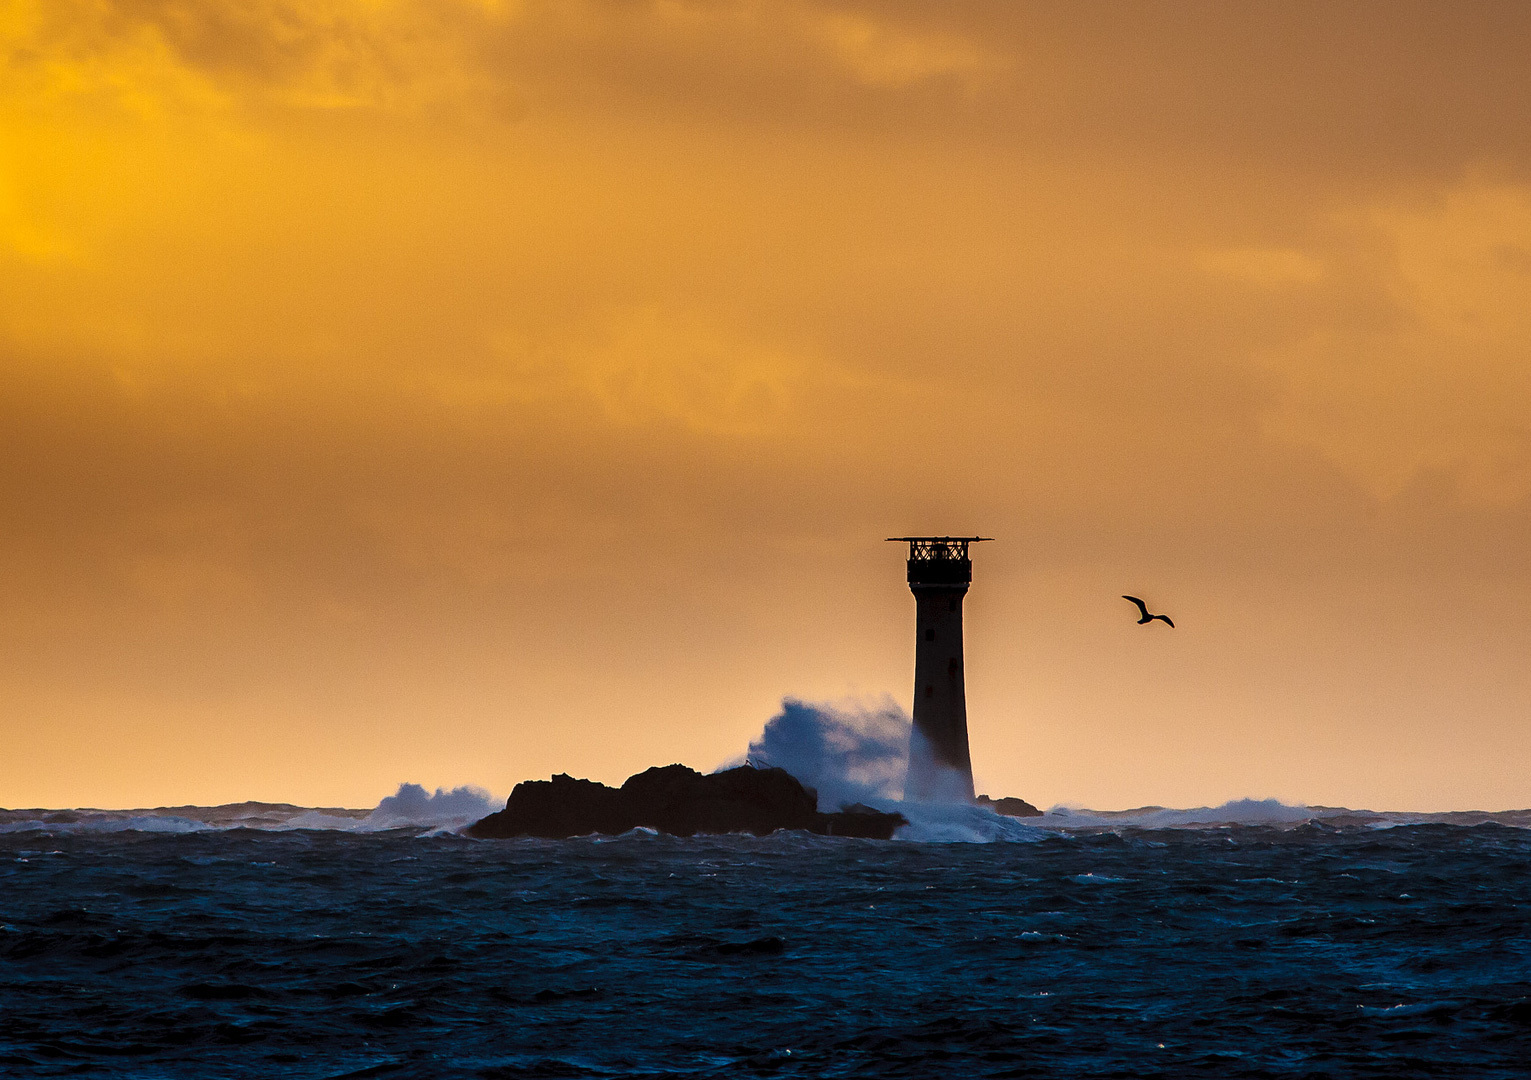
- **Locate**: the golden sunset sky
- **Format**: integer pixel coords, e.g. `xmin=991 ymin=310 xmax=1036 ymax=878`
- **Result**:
xmin=4 ymin=0 xmax=1531 ymax=810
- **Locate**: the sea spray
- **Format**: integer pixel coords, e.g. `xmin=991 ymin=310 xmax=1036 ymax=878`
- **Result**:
xmin=904 ymin=726 xmax=982 ymax=805
xmin=733 ymin=697 xmax=1017 ymax=824
xmin=891 ymin=800 xmax=1049 ymax=843
xmin=728 ymin=699 xmax=1341 ymax=842
xmin=277 ymin=784 xmax=503 ymax=832
xmin=739 ymin=697 xmax=909 ymax=810
xmin=363 ymin=783 xmax=501 ymax=829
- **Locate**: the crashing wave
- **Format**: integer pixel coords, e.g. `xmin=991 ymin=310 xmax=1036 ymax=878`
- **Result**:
xmin=0 ymin=784 xmax=501 ymax=837
xmin=5 ymin=794 xmax=1531 ymax=839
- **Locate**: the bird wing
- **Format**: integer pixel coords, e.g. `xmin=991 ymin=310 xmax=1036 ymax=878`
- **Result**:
xmin=1153 ymin=614 xmax=1175 ymax=628
xmin=1122 ymin=595 xmax=1149 ymax=617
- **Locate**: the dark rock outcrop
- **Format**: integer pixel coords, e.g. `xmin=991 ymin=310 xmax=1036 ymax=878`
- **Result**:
xmin=479 ymin=773 xmax=633 ymax=838
xmin=465 ymin=764 xmax=906 ymax=840
xmin=976 ymin=794 xmax=1044 ymax=818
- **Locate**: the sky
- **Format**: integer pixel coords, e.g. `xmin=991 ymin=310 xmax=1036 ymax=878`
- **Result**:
xmin=3 ymin=0 xmax=1531 ymax=811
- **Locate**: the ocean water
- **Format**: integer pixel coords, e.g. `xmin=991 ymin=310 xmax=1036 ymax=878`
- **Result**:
xmin=3 ymin=806 xmax=1530 ymax=1078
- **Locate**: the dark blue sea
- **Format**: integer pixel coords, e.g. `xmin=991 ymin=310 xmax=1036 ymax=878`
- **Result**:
xmin=4 ymin=810 xmax=1531 ymax=1078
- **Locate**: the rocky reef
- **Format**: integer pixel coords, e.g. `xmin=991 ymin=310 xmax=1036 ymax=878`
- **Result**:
xmin=976 ymin=794 xmax=1043 ymax=818
xmin=465 ymin=763 xmax=907 ymax=840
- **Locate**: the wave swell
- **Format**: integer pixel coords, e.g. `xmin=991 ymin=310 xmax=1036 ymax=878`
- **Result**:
xmin=0 ymin=784 xmax=500 ymax=837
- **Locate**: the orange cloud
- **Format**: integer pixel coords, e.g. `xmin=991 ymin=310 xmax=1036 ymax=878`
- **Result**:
xmin=3 ymin=2 xmax=1531 ymax=811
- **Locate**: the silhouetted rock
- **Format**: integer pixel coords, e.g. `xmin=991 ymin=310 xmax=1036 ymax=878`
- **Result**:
xmin=465 ymin=764 xmax=906 ymax=840
xmin=976 ymin=794 xmax=1043 ymax=818
xmin=474 ymin=773 xmax=635 ymax=838
xmin=823 ymin=801 xmax=911 ymax=838
xmin=620 ymin=763 xmax=820 ymax=836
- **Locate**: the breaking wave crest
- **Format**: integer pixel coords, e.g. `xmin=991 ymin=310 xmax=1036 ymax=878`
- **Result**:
xmin=736 ymin=696 xmax=910 ymax=810
xmin=8 ymin=694 xmax=1531 ymax=840
xmin=879 ymin=796 xmax=1531 ymax=843
xmin=732 ymin=697 xmax=1531 ymax=841
xmin=0 ymin=784 xmax=501 ymax=837
xmin=5 ymin=792 xmax=1531 ymax=839
xmin=362 ymin=783 xmax=501 ymax=830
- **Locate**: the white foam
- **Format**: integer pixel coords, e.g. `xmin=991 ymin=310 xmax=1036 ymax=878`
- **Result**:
xmin=890 ymin=800 xmax=1048 ymax=843
xmin=880 ymin=795 xmax=1531 ymax=843
xmin=0 ymin=783 xmax=502 ymax=836
xmin=361 ymin=784 xmax=501 ymax=831
xmin=735 ymin=697 xmax=910 ymax=810
xmin=728 ymin=697 xmax=1531 ymax=842
xmin=275 ymin=811 xmax=375 ymax=832
xmin=0 ymin=814 xmax=213 ymax=835
xmin=1037 ymin=798 xmax=1319 ymax=831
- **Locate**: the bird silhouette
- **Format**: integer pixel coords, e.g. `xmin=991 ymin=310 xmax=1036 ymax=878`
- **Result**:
xmin=1123 ymin=596 xmax=1174 ymax=627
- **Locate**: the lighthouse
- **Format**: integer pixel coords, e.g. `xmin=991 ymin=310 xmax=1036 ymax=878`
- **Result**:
xmin=888 ymin=536 xmax=990 ymax=802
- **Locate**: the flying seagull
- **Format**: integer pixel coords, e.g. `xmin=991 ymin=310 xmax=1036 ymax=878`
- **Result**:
xmin=1123 ymin=596 xmax=1174 ymax=627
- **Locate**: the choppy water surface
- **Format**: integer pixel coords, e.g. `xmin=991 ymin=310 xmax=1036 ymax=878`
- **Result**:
xmin=3 ymin=821 xmax=1530 ymax=1078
